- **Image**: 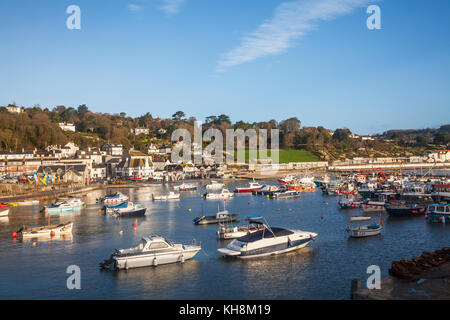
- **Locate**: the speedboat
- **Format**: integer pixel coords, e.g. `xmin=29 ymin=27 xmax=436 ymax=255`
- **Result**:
xmin=15 ymin=221 xmax=73 ymax=238
xmin=41 ymin=198 xmax=84 ymax=214
xmin=217 ymin=222 xmax=317 ymax=258
xmin=99 ymin=235 xmax=201 ymax=270
xmin=234 ymin=181 xmax=262 ymax=193
xmin=152 ymin=191 xmax=180 ymax=201
xmin=100 ymin=192 xmax=129 ymax=206
xmin=109 ymin=202 xmax=147 ymax=217
xmin=205 ymin=188 xmax=234 ymax=200
xmin=278 ymin=175 xmax=295 ymax=185
xmin=206 ymin=181 xmax=225 ymax=190
xmin=252 ymin=185 xmax=282 ymax=196
xmin=346 ymin=216 xmax=383 ymax=238
xmin=173 ymin=183 xmax=197 ymax=191
xmin=217 ymin=216 xmax=265 ymax=240
xmin=426 ymin=203 xmax=450 ymax=223
xmin=193 ymin=208 xmax=239 ymax=225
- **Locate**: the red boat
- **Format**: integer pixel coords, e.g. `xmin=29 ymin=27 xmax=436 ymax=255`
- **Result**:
xmin=0 ymin=203 xmax=8 ymax=208
xmin=278 ymin=175 xmax=294 ymax=185
xmin=234 ymin=182 xmax=263 ymax=193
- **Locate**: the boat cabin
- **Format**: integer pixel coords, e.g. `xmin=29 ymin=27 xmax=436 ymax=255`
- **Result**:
xmin=427 ymin=204 xmax=450 ymax=215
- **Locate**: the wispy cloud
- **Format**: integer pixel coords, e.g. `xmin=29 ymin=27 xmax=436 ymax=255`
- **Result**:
xmin=160 ymin=0 xmax=186 ymax=14
xmin=128 ymin=3 xmax=143 ymax=13
xmin=217 ymin=0 xmax=374 ymax=72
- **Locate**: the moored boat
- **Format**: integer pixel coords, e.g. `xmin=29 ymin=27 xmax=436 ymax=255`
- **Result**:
xmin=234 ymin=181 xmax=263 ymax=193
xmin=173 ymin=183 xmax=197 ymax=191
xmin=100 ymin=192 xmax=129 ymax=206
xmin=217 ymin=216 xmax=265 ymax=240
xmin=193 ymin=208 xmax=239 ymax=225
xmin=385 ymin=202 xmax=427 ymax=217
xmin=152 ymin=191 xmax=180 ymax=201
xmin=217 ymin=222 xmax=317 ymax=258
xmin=205 ymin=188 xmax=234 ymax=200
xmin=109 ymin=202 xmax=147 ymax=217
xmin=99 ymin=235 xmax=201 ymax=270
xmin=272 ymin=190 xmax=300 ymax=199
xmin=15 ymin=221 xmax=73 ymax=238
xmin=426 ymin=203 xmax=450 ymax=223
xmin=205 ymin=180 xmax=225 ymax=190
xmin=41 ymin=198 xmax=84 ymax=214
xmin=0 ymin=208 xmax=9 ymax=217
xmin=346 ymin=216 xmax=383 ymax=238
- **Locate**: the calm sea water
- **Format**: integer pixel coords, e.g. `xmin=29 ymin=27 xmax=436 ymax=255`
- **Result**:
xmin=0 ymin=180 xmax=449 ymax=300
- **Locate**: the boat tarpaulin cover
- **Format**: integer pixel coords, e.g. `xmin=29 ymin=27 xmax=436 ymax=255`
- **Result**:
xmin=238 ymin=227 xmax=293 ymax=243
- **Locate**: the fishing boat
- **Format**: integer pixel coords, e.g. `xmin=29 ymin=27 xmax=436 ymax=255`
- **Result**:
xmin=271 ymin=190 xmax=301 ymax=199
xmin=16 ymin=200 xmax=39 ymax=206
xmin=99 ymin=235 xmax=201 ymax=270
xmin=426 ymin=203 xmax=450 ymax=223
xmin=109 ymin=202 xmax=147 ymax=217
xmin=217 ymin=222 xmax=317 ymax=258
xmin=338 ymin=196 xmax=363 ymax=209
xmin=362 ymin=199 xmax=386 ymax=213
xmin=100 ymin=192 xmax=129 ymax=206
xmin=385 ymin=202 xmax=427 ymax=217
xmin=0 ymin=208 xmax=9 ymax=217
xmin=152 ymin=191 xmax=180 ymax=201
xmin=400 ymin=184 xmax=433 ymax=203
xmin=0 ymin=203 xmax=9 ymax=208
xmin=278 ymin=175 xmax=295 ymax=185
xmin=431 ymin=184 xmax=450 ymax=202
xmin=104 ymin=201 xmax=128 ymax=212
xmin=217 ymin=216 xmax=265 ymax=240
xmin=193 ymin=207 xmax=239 ymax=225
xmin=234 ymin=181 xmax=263 ymax=193
xmin=205 ymin=180 xmax=225 ymax=190
xmin=346 ymin=216 xmax=383 ymax=238
xmin=15 ymin=221 xmax=73 ymax=238
xmin=173 ymin=183 xmax=197 ymax=191
xmin=205 ymin=188 xmax=234 ymax=200
xmin=41 ymin=198 xmax=84 ymax=214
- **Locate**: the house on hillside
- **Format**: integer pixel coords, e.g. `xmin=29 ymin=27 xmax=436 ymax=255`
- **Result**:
xmin=59 ymin=122 xmax=76 ymax=132
xmin=6 ymin=105 xmax=24 ymax=113
xmin=115 ymin=151 xmax=154 ymax=179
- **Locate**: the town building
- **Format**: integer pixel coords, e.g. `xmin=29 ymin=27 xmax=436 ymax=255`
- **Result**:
xmin=58 ymin=122 xmax=76 ymax=132
xmin=6 ymin=105 xmax=24 ymax=113
xmin=101 ymin=143 xmax=123 ymax=156
xmin=115 ymin=151 xmax=154 ymax=179
xmin=130 ymin=128 xmax=150 ymax=135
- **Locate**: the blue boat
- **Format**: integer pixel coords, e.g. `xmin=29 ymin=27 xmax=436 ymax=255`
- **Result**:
xmin=427 ymin=203 xmax=450 ymax=223
xmin=104 ymin=201 xmax=128 ymax=213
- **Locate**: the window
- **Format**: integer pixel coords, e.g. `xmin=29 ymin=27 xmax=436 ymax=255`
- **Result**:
xmin=149 ymin=242 xmax=169 ymax=249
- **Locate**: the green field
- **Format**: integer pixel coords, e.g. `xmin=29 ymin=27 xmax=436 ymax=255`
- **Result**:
xmin=234 ymin=149 xmax=319 ymax=163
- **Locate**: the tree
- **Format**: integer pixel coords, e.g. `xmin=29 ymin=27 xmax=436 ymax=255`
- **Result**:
xmin=172 ymin=111 xmax=186 ymax=122
xmin=77 ymin=104 xmax=89 ymax=118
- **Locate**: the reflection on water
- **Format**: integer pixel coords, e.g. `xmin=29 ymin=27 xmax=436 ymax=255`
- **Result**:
xmin=0 ymin=181 xmax=449 ymax=299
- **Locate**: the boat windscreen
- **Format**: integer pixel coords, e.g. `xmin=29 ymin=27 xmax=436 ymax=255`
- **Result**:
xmin=238 ymin=227 xmax=293 ymax=242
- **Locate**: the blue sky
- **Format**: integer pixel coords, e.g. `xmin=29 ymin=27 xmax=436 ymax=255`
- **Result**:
xmin=0 ymin=0 xmax=449 ymax=134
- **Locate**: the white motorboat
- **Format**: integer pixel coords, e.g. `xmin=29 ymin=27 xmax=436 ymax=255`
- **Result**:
xmin=108 ymin=202 xmax=147 ymax=217
xmin=217 ymin=222 xmax=317 ymax=258
xmin=205 ymin=188 xmax=234 ymax=200
xmin=16 ymin=221 xmax=73 ymax=238
xmin=152 ymin=191 xmax=180 ymax=201
xmin=41 ymin=198 xmax=84 ymax=214
xmin=193 ymin=207 xmax=239 ymax=225
xmin=346 ymin=216 xmax=383 ymax=238
xmin=206 ymin=180 xmax=225 ymax=190
xmin=16 ymin=200 xmax=39 ymax=206
xmin=100 ymin=192 xmax=129 ymax=205
xmin=173 ymin=183 xmax=197 ymax=191
xmin=99 ymin=235 xmax=201 ymax=270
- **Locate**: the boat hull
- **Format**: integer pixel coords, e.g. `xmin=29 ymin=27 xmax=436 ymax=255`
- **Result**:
xmin=386 ymin=206 xmax=426 ymax=217
xmin=347 ymin=226 xmax=382 ymax=238
xmin=428 ymin=213 xmax=450 ymax=223
xmin=113 ymin=247 xmax=201 ymax=269
xmin=113 ymin=208 xmax=147 ymax=217
xmin=193 ymin=214 xmax=239 ymax=225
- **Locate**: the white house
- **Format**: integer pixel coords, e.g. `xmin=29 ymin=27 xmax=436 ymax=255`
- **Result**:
xmin=90 ymin=164 xmax=107 ymax=179
xmin=59 ymin=122 xmax=76 ymax=132
xmin=425 ymin=150 xmax=450 ymax=162
xmin=101 ymin=144 xmax=123 ymax=156
xmin=115 ymin=151 xmax=154 ymax=178
xmin=6 ymin=105 xmax=24 ymax=113
xmin=60 ymin=142 xmax=79 ymax=158
xmin=131 ymin=128 xmax=150 ymax=135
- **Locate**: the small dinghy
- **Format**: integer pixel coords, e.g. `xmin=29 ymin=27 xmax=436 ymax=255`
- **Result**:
xmin=109 ymin=202 xmax=147 ymax=217
xmin=346 ymin=216 xmax=383 ymax=238
xmin=152 ymin=191 xmax=180 ymax=201
xmin=99 ymin=235 xmax=201 ymax=270
xmin=15 ymin=221 xmax=73 ymax=238
xmin=173 ymin=183 xmax=197 ymax=191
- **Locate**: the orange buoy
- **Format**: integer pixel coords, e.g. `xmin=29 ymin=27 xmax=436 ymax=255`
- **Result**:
xmin=262 ymin=203 xmax=264 ymax=206
xmin=132 ymin=222 xmax=136 ymax=227
xmin=50 ymin=231 xmax=55 ymax=237
xmin=12 ymin=232 xmax=17 ymax=238
xmin=133 ymin=227 xmax=137 ymax=232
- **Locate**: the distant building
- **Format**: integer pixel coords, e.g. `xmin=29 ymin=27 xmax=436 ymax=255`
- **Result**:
xmin=60 ymin=142 xmax=79 ymax=158
xmin=90 ymin=163 xmax=107 ymax=179
xmin=5 ymin=105 xmax=24 ymax=113
xmin=101 ymin=143 xmax=123 ymax=156
xmin=77 ymin=147 xmax=103 ymax=164
xmin=425 ymin=150 xmax=450 ymax=162
xmin=361 ymin=136 xmax=375 ymax=141
xmin=59 ymin=122 xmax=76 ymax=132
xmin=130 ymin=128 xmax=150 ymax=135
xmin=115 ymin=151 xmax=154 ymax=178
xmin=147 ymin=144 xmax=159 ymax=154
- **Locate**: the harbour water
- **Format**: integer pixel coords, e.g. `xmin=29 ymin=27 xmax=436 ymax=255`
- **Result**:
xmin=0 ymin=180 xmax=449 ymax=300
